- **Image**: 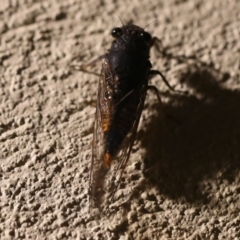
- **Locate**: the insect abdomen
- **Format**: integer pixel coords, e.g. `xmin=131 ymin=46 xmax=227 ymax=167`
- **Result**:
xmin=104 ymin=100 xmax=139 ymax=160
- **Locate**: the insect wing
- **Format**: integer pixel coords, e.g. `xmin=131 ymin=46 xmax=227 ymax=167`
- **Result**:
xmin=89 ymin=57 xmax=148 ymax=212
xmin=89 ymin=57 xmax=112 ymax=210
xmin=108 ymin=86 xmax=147 ymax=202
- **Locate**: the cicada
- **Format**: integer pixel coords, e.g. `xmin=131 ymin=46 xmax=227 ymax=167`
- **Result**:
xmin=83 ymin=24 xmax=179 ymax=212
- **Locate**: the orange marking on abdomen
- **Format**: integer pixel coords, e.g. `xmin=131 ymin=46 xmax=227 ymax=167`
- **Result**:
xmin=102 ymin=117 xmax=111 ymax=132
xmin=104 ymin=152 xmax=112 ymax=167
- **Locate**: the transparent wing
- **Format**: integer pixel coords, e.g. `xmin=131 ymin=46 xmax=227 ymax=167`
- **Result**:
xmin=108 ymin=88 xmax=147 ymax=203
xmin=89 ymin=57 xmax=148 ymax=213
xmin=89 ymin=57 xmax=113 ymax=210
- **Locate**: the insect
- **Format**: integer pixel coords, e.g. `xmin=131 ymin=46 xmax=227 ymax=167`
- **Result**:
xmin=77 ymin=23 xmax=182 ymax=212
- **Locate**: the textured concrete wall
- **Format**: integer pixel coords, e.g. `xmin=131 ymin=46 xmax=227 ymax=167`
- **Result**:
xmin=0 ymin=0 xmax=239 ymax=239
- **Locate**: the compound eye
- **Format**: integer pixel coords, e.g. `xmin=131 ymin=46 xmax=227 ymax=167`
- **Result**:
xmin=141 ymin=32 xmax=152 ymax=42
xmin=111 ymin=28 xmax=123 ymax=38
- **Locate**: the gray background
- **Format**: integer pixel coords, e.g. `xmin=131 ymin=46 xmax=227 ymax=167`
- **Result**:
xmin=0 ymin=0 xmax=239 ymax=239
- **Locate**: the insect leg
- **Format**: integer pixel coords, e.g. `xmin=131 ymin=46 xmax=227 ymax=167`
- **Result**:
xmin=150 ymin=37 xmax=165 ymax=54
xmin=147 ymin=85 xmax=164 ymax=109
xmin=149 ymin=70 xmax=175 ymax=91
xmin=149 ymin=70 xmax=186 ymax=94
xmin=147 ymin=85 xmax=181 ymax=124
xmin=147 ymin=85 xmax=166 ymax=120
xmin=70 ymin=54 xmax=106 ymax=76
xmin=150 ymin=36 xmax=189 ymax=59
xmin=151 ymin=36 xmax=222 ymax=76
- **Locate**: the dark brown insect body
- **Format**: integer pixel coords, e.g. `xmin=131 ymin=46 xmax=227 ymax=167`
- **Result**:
xmin=102 ymin=25 xmax=152 ymax=165
xmin=90 ymin=24 xmax=172 ymax=211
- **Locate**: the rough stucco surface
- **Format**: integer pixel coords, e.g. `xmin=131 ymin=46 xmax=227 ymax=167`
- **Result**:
xmin=0 ymin=0 xmax=240 ymax=239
